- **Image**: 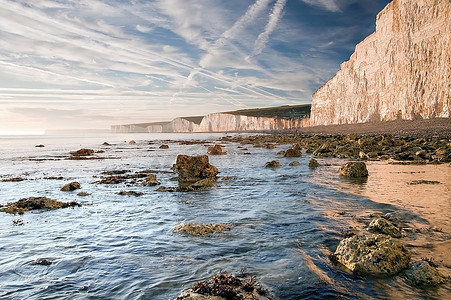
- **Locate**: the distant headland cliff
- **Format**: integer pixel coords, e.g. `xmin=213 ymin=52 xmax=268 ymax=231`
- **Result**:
xmin=111 ymin=105 xmax=311 ymax=133
xmin=310 ymin=0 xmax=450 ymax=126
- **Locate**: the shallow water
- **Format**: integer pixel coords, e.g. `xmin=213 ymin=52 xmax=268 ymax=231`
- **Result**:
xmin=0 ymin=134 xmax=450 ymax=299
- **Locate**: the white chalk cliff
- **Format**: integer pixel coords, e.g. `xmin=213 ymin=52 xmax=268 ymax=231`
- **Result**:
xmin=310 ymin=0 xmax=450 ymax=126
xmin=111 ymin=113 xmax=309 ymax=133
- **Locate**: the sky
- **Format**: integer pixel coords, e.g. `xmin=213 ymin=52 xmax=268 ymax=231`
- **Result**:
xmin=0 ymin=0 xmax=391 ymax=134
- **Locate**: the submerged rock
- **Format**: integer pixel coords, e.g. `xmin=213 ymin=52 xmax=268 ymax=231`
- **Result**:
xmin=289 ymin=161 xmax=300 ymax=166
xmin=264 ymin=160 xmax=281 ymax=168
xmin=0 ymin=197 xmax=81 ymax=214
xmin=404 ymin=260 xmax=447 ymax=286
xmin=60 ymin=182 xmax=81 ymax=192
xmin=117 ymin=191 xmax=144 ymax=197
xmin=34 ymin=258 xmax=52 ymax=266
xmin=339 ymin=161 xmax=368 ymax=178
xmin=331 ymin=234 xmax=411 ymax=276
xmin=207 ymin=144 xmax=227 ymax=155
xmin=367 ymin=218 xmax=402 ymax=238
xmin=176 ymin=273 xmax=273 ymax=300
xmin=173 ymin=155 xmax=218 ymax=184
xmin=308 ymin=158 xmax=320 ymax=169
xmin=173 ymin=223 xmax=231 ymax=236
xmin=142 ymin=174 xmax=160 ymax=186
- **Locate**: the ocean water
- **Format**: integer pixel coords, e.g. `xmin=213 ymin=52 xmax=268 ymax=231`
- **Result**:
xmin=0 ymin=134 xmax=450 ymax=299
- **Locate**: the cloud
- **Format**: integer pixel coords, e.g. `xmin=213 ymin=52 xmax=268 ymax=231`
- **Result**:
xmin=301 ymin=0 xmax=341 ymax=12
xmin=250 ymin=0 xmax=287 ymax=58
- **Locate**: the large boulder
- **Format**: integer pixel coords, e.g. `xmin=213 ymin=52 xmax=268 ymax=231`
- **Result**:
xmin=404 ymin=261 xmax=447 ymax=286
xmin=173 ymin=155 xmax=218 ymax=184
xmin=367 ymin=218 xmax=402 ymax=238
xmin=331 ymin=234 xmax=411 ymax=276
xmin=339 ymin=161 xmax=368 ymax=178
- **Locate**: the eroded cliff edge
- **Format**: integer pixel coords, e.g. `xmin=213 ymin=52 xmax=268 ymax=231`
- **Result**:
xmin=310 ymin=0 xmax=450 ymax=126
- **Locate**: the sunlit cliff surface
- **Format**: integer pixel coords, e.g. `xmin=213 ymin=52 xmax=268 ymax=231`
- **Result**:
xmin=310 ymin=0 xmax=450 ymax=126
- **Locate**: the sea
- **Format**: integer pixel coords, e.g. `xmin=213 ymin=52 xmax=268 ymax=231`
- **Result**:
xmin=0 ymin=133 xmax=450 ymax=299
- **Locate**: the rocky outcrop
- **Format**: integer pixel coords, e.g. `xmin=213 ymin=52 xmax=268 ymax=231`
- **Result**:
xmin=331 ymin=234 xmax=411 ymax=276
xmin=311 ymin=0 xmax=450 ymax=126
xmin=339 ymin=162 xmax=369 ymax=178
xmin=173 ymin=155 xmax=218 ymax=184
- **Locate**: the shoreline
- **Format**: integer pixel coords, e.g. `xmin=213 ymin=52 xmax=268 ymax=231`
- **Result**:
xmin=293 ymin=118 xmax=451 ymax=138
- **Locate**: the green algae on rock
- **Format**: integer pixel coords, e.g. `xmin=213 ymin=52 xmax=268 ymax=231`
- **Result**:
xmin=331 ymin=234 xmax=411 ymax=276
xmin=367 ymin=218 xmax=402 ymax=238
xmin=339 ymin=161 xmax=369 ymax=178
xmin=0 ymin=197 xmax=81 ymax=214
xmin=404 ymin=260 xmax=447 ymax=286
xmin=173 ymin=223 xmax=231 ymax=236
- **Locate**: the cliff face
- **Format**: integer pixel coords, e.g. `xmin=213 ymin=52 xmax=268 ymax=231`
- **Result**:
xmin=111 ymin=113 xmax=309 ymax=133
xmin=310 ymin=0 xmax=450 ymax=126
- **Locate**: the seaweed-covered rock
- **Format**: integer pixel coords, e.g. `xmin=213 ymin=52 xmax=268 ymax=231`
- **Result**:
xmin=339 ymin=161 xmax=368 ymax=178
xmin=142 ymin=174 xmax=160 ymax=186
xmin=70 ymin=148 xmax=94 ymax=156
xmin=284 ymin=148 xmax=302 ymax=158
xmin=308 ymin=158 xmax=320 ymax=169
xmin=264 ymin=160 xmax=281 ymax=168
xmin=176 ymin=273 xmax=273 ymax=300
xmin=331 ymin=234 xmax=411 ymax=276
xmin=117 ymin=191 xmax=145 ymax=196
xmin=97 ymin=176 xmax=124 ymax=184
xmin=60 ymin=182 xmax=81 ymax=192
xmin=174 ymin=223 xmax=231 ymax=236
xmin=207 ymin=145 xmax=227 ymax=155
xmin=367 ymin=218 xmax=402 ymax=238
xmin=1 ymin=197 xmax=81 ymax=214
xmin=173 ymin=155 xmax=218 ymax=184
xmin=404 ymin=261 xmax=447 ymax=286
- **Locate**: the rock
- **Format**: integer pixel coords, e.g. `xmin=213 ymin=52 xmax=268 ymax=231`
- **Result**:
xmin=77 ymin=192 xmax=91 ymax=197
xmin=60 ymin=182 xmax=81 ymax=192
xmin=173 ymin=155 xmax=218 ymax=184
xmin=207 ymin=145 xmax=227 ymax=155
xmin=70 ymin=148 xmax=94 ymax=156
xmin=117 ymin=191 xmax=144 ymax=196
xmin=159 ymin=144 xmax=169 ymax=149
xmin=331 ymin=234 xmax=411 ymax=276
xmin=176 ymin=273 xmax=273 ymax=300
xmin=0 ymin=197 xmax=81 ymax=214
xmin=289 ymin=161 xmax=300 ymax=166
xmin=310 ymin=0 xmax=450 ymax=126
xmin=264 ymin=160 xmax=281 ymax=168
xmin=173 ymin=223 xmax=231 ymax=236
xmin=339 ymin=162 xmax=368 ymax=178
xmin=367 ymin=218 xmax=402 ymax=238
xmin=102 ymin=142 xmax=111 ymax=146
xmin=188 ymin=178 xmax=215 ymax=191
xmin=129 ymin=140 xmax=136 ymax=144
xmin=34 ymin=258 xmax=52 ymax=266
xmin=97 ymin=176 xmax=124 ymax=184
xmin=12 ymin=219 xmax=24 ymax=226
xmin=1 ymin=177 xmax=26 ymax=182
xmin=142 ymin=174 xmax=160 ymax=186
xmin=284 ymin=148 xmax=302 ymax=157
xmin=308 ymin=158 xmax=320 ymax=169
xmin=35 ymin=144 xmax=45 ymax=148
xmin=404 ymin=261 xmax=447 ymax=286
